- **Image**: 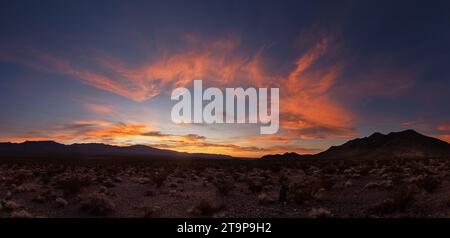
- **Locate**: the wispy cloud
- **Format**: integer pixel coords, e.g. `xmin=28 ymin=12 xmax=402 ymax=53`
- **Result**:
xmin=1 ymin=33 xmax=357 ymax=140
xmin=84 ymin=103 xmax=115 ymax=115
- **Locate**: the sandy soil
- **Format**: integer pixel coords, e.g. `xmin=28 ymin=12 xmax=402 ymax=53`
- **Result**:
xmin=1 ymin=157 xmax=450 ymax=218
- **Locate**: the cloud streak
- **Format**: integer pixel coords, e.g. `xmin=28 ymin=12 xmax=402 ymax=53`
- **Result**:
xmin=1 ymin=33 xmax=358 ymax=141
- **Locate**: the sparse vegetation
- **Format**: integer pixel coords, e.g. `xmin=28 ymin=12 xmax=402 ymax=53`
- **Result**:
xmin=416 ymin=175 xmax=441 ymax=193
xmin=80 ymin=193 xmax=115 ymax=216
xmin=368 ymin=188 xmax=416 ymax=215
xmin=1 ymin=156 xmax=450 ymax=218
xmin=56 ymin=176 xmax=91 ymax=196
xmin=190 ymin=200 xmax=225 ymax=217
xmin=291 ymin=185 xmax=316 ymax=205
xmin=212 ymin=177 xmax=234 ymax=196
xmin=152 ymin=170 xmax=170 ymax=188
xmin=248 ymin=181 xmax=263 ymax=194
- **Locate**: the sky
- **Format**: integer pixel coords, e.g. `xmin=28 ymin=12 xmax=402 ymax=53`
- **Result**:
xmin=1 ymin=0 xmax=450 ymax=157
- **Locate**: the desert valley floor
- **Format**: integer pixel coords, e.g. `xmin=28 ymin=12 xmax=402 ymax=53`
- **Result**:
xmin=1 ymin=157 xmax=450 ymax=218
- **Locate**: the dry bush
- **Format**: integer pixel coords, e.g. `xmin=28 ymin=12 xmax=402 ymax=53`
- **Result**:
xmin=416 ymin=175 xmax=441 ymax=193
xmin=142 ymin=206 xmax=160 ymax=218
xmin=14 ymin=169 xmax=34 ymax=182
xmin=144 ymin=190 xmax=154 ymax=197
xmin=153 ymin=170 xmax=170 ymax=188
xmin=322 ymin=165 xmax=338 ymax=175
xmin=190 ymin=200 xmax=225 ymax=217
xmin=290 ymin=183 xmax=316 ymax=204
xmin=368 ymin=188 xmax=415 ymax=215
xmin=358 ymin=163 xmax=373 ymax=176
xmin=278 ymin=175 xmax=289 ymax=185
xmin=212 ymin=178 xmax=234 ymax=196
xmin=206 ymin=175 xmax=215 ymax=183
xmin=80 ymin=193 xmax=115 ymax=216
xmin=278 ymin=184 xmax=288 ymax=203
xmin=56 ymin=176 xmax=91 ymax=196
xmin=319 ymin=176 xmax=335 ymax=191
xmin=309 ymin=208 xmax=333 ymax=218
xmin=258 ymin=192 xmax=276 ymax=205
xmin=292 ymin=187 xmax=316 ymax=205
xmin=248 ymin=181 xmax=263 ymax=194
xmin=11 ymin=210 xmax=32 ymax=218
xmin=1 ymin=200 xmax=22 ymax=211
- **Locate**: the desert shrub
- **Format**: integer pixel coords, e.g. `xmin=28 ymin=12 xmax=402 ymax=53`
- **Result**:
xmin=11 ymin=210 xmax=32 ymax=218
xmin=56 ymin=176 xmax=91 ymax=196
xmin=212 ymin=178 xmax=234 ymax=196
xmin=190 ymin=200 xmax=224 ymax=217
xmin=194 ymin=167 xmax=205 ymax=177
xmin=291 ymin=187 xmax=315 ymax=204
xmin=206 ymin=175 xmax=215 ymax=183
xmin=169 ymin=183 xmax=177 ymax=188
xmin=40 ymin=174 xmax=51 ymax=184
xmin=278 ymin=175 xmax=289 ymax=185
xmin=14 ymin=169 xmax=34 ymax=182
xmin=152 ymin=170 xmax=169 ymax=188
xmin=269 ymin=166 xmax=281 ymax=174
xmin=309 ymin=208 xmax=333 ymax=218
xmin=105 ymin=168 xmax=118 ymax=177
xmin=416 ymin=175 xmax=441 ymax=193
xmin=358 ymin=164 xmax=373 ymax=176
xmin=248 ymin=181 xmax=263 ymax=194
xmin=278 ymin=184 xmax=288 ymax=203
xmin=368 ymin=188 xmax=415 ymax=214
xmin=142 ymin=206 xmax=158 ymax=218
xmin=319 ymin=176 xmax=335 ymax=191
xmin=322 ymin=165 xmax=338 ymax=174
xmin=389 ymin=173 xmax=404 ymax=185
xmin=80 ymin=193 xmax=115 ymax=216
xmin=144 ymin=190 xmax=154 ymax=197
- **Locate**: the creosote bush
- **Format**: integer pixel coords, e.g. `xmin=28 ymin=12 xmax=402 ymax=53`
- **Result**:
xmin=56 ymin=176 xmax=91 ymax=196
xmin=190 ymin=200 xmax=224 ymax=217
xmin=368 ymin=188 xmax=415 ymax=215
xmin=80 ymin=193 xmax=115 ymax=216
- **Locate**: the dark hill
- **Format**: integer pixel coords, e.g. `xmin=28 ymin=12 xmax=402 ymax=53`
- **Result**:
xmin=0 ymin=141 xmax=232 ymax=160
xmin=317 ymin=129 xmax=450 ymax=159
xmin=260 ymin=130 xmax=450 ymax=160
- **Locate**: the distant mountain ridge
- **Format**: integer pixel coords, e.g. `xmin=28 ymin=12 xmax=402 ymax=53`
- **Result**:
xmin=260 ymin=152 xmax=311 ymax=160
xmin=261 ymin=130 xmax=450 ymax=160
xmin=2 ymin=130 xmax=450 ymax=161
xmin=0 ymin=141 xmax=233 ymax=160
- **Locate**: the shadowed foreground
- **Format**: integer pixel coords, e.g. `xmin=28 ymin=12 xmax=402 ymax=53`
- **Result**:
xmin=1 ymin=157 xmax=450 ymax=218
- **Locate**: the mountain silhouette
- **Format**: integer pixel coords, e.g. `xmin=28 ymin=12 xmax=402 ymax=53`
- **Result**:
xmin=260 ymin=152 xmax=313 ymax=160
xmin=261 ymin=130 xmax=450 ymax=160
xmin=0 ymin=141 xmax=232 ymax=159
xmin=2 ymin=130 xmax=449 ymax=161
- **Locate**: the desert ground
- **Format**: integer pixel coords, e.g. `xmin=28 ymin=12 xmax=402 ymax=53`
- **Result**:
xmin=1 ymin=157 xmax=450 ymax=218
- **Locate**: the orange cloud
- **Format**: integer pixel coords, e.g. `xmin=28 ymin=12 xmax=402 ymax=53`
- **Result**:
xmin=279 ymin=39 xmax=355 ymax=139
xmin=252 ymin=135 xmax=290 ymax=143
xmin=436 ymin=124 xmax=450 ymax=143
xmin=2 ymin=33 xmax=356 ymax=140
xmin=1 ymin=137 xmax=53 ymax=143
xmin=84 ymin=103 xmax=115 ymax=115
xmin=150 ymin=140 xmax=319 ymax=158
xmin=437 ymin=123 xmax=450 ymax=132
xmin=2 ymin=119 xmax=216 ymax=149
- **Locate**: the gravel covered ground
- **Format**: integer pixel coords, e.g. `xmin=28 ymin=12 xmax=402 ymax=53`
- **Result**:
xmin=1 ymin=157 xmax=450 ymax=218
